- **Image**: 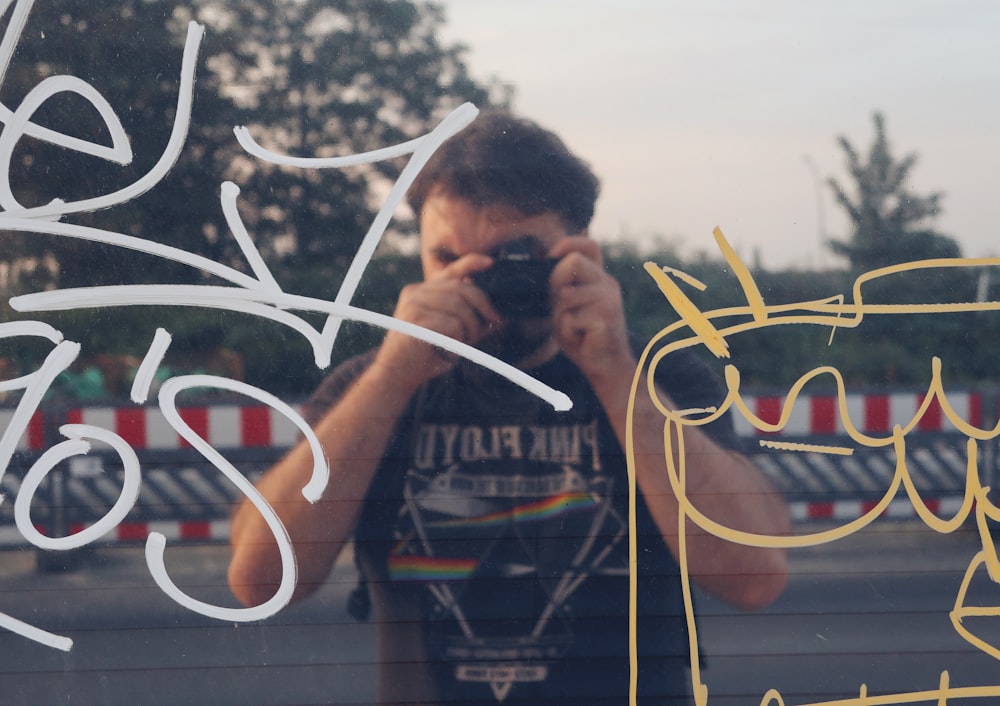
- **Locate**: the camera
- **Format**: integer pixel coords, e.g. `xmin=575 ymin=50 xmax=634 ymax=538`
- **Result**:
xmin=472 ymin=239 xmax=558 ymax=318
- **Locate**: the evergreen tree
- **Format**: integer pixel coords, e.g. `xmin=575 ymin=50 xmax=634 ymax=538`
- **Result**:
xmin=827 ymin=112 xmax=959 ymax=270
xmin=825 ymin=112 xmax=979 ymax=386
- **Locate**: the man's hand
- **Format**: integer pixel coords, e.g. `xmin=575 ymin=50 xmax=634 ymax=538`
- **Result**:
xmin=548 ymin=237 xmax=790 ymax=610
xmin=374 ymin=253 xmax=502 ymax=390
xmin=548 ymin=237 xmax=634 ymax=385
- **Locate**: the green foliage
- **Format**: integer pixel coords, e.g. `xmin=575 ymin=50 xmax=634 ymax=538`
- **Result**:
xmin=814 ymin=112 xmax=989 ymax=388
xmin=177 ymin=0 xmax=510 ymax=300
xmin=0 ymin=0 xmax=508 ymax=294
xmin=3 ymin=20 xmax=996 ymax=400
xmin=827 ymin=112 xmax=960 ymax=270
xmin=613 ymin=239 xmax=999 ymax=391
xmin=0 ymin=0 xmax=506 ymax=396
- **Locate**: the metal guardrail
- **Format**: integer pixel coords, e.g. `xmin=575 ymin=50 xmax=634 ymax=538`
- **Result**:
xmin=738 ymin=390 xmax=995 ymax=522
xmin=0 ymin=389 xmax=995 ymax=551
xmin=0 ymin=402 xmax=301 ymax=548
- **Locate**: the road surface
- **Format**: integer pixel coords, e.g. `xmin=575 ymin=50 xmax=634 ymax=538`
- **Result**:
xmin=1 ymin=521 xmax=998 ymax=705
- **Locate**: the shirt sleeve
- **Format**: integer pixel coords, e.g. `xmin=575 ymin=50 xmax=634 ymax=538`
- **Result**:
xmin=634 ymin=336 xmax=741 ymax=451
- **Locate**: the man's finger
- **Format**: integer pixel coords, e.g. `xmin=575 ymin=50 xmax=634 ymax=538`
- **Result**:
xmin=547 ymin=234 xmax=601 ymax=264
xmin=440 ymin=252 xmax=494 ymax=280
xmin=550 ymin=250 xmax=604 ymax=290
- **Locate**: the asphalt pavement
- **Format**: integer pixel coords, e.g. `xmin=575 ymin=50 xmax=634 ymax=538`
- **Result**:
xmin=0 ymin=520 xmax=997 ymax=705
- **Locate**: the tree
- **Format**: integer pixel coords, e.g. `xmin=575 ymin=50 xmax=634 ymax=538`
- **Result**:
xmin=824 ymin=113 xmax=982 ymax=387
xmin=0 ymin=0 xmax=509 ymax=297
xmin=0 ymin=0 xmax=229 ymax=291
xmin=0 ymin=1 xmax=509 ymax=392
xmin=180 ymin=0 xmax=511 ymax=300
xmin=827 ymin=112 xmax=960 ymax=270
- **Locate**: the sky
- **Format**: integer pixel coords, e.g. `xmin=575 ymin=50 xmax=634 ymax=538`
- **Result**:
xmin=439 ymin=0 xmax=1000 ymax=269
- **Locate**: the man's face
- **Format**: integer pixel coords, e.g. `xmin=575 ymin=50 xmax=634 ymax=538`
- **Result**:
xmin=419 ymin=190 xmax=578 ymax=366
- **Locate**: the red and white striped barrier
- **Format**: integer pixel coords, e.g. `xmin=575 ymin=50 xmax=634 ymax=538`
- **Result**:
xmin=0 ymin=520 xmax=231 ymax=547
xmin=64 ymin=404 xmax=304 ymax=450
xmin=788 ymin=496 xmax=967 ymax=523
xmin=0 ymin=409 xmax=45 ymax=450
xmin=34 ymin=393 xmax=985 ymax=449
xmin=0 ymin=396 xmax=985 ymax=547
xmin=731 ymin=392 xmax=983 ymax=437
xmin=0 ymin=404 xmax=305 ymax=548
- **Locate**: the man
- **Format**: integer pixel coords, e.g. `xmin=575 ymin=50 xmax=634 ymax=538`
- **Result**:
xmin=228 ymin=112 xmax=790 ymax=704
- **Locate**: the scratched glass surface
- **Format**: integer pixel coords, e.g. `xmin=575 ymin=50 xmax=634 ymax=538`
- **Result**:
xmin=1 ymin=2 xmax=999 ymax=705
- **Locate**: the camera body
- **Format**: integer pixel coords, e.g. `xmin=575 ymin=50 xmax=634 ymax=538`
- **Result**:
xmin=472 ymin=240 xmax=558 ymax=319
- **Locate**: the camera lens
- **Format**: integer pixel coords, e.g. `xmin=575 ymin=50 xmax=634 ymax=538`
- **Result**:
xmin=473 ymin=258 xmax=555 ymax=318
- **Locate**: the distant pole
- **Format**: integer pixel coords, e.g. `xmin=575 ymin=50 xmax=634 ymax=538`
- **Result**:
xmin=977 ymin=268 xmax=990 ymax=303
xmin=803 ymin=155 xmax=827 ymax=269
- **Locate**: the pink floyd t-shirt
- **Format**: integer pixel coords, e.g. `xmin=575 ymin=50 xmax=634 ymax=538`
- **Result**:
xmin=306 ymin=345 xmax=736 ymax=705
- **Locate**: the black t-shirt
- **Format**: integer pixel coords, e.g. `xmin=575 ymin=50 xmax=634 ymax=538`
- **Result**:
xmin=306 ymin=344 xmax=736 ymax=705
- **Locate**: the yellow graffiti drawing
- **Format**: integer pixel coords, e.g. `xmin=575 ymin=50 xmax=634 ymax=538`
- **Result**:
xmin=626 ymin=227 xmax=1000 ymax=705
xmin=758 ymin=440 xmax=855 ymax=456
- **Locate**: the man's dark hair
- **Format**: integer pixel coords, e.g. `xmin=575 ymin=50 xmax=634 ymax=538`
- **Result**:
xmin=407 ymin=112 xmax=600 ymax=232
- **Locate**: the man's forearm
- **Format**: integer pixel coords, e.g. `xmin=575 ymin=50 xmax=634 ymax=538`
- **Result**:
xmin=651 ymin=414 xmax=790 ymax=609
xmin=228 ymin=362 xmax=418 ymax=607
xmin=590 ymin=356 xmax=790 ymax=610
